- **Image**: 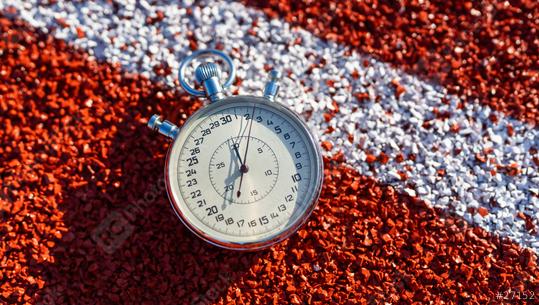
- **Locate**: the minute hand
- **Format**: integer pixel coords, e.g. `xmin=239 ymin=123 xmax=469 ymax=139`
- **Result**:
xmin=236 ymin=105 xmax=256 ymax=198
xmin=231 ymin=138 xmax=244 ymax=166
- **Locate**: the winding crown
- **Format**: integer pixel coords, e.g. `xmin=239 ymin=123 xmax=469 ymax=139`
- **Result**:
xmin=195 ymin=62 xmax=222 ymax=83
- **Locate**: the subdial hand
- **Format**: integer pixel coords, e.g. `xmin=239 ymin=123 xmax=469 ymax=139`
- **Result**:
xmin=230 ymin=138 xmax=244 ymax=166
xmin=236 ymin=105 xmax=256 ymax=197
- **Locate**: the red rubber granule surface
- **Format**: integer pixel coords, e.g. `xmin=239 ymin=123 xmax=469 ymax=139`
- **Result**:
xmin=1 ymin=15 xmax=538 ymax=305
xmin=245 ymin=0 xmax=539 ymax=125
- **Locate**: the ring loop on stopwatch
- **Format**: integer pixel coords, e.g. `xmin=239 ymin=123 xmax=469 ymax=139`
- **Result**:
xmin=178 ymin=49 xmax=236 ymax=97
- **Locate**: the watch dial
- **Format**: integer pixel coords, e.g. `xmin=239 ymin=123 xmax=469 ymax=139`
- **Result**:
xmin=170 ymin=98 xmax=322 ymax=246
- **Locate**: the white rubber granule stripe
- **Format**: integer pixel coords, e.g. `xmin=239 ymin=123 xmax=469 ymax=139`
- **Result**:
xmin=3 ymin=0 xmax=538 ymax=250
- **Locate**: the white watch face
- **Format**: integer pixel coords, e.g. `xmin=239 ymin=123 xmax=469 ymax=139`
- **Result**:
xmin=167 ymin=97 xmax=323 ymax=249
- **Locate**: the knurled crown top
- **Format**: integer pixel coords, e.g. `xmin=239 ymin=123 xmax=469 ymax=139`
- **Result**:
xmin=268 ymin=69 xmax=282 ymax=80
xmin=195 ymin=62 xmax=222 ymax=83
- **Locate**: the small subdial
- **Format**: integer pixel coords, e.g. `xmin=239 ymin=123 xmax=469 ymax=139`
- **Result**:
xmin=209 ymin=136 xmax=279 ymax=204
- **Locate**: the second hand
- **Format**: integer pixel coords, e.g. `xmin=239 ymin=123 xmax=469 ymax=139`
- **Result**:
xmin=236 ymin=105 xmax=256 ymax=198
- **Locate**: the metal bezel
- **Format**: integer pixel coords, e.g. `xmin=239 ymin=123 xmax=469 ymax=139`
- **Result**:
xmin=164 ymin=96 xmax=324 ymax=250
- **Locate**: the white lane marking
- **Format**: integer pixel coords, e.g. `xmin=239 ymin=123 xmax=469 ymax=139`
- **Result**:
xmin=2 ymin=0 xmax=538 ymax=250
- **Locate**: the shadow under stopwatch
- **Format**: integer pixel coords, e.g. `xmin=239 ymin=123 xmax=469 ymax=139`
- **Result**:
xmin=28 ymin=81 xmax=260 ymax=305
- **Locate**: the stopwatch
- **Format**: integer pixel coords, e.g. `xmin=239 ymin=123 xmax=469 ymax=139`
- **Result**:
xmin=147 ymin=50 xmax=323 ymax=250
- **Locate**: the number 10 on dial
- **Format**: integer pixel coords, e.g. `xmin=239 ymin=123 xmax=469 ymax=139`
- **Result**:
xmin=148 ymin=50 xmax=323 ymax=250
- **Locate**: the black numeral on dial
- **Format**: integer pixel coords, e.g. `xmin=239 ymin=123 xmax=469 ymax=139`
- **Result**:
xmin=187 ymin=156 xmax=198 ymax=166
xmin=191 ymin=190 xmax=201 ymax=199
xmin=259 ymin=216 xmax=269 ymax=225
xmin=206 ymin=205 xmax=218 ymax=216
xmin=197 ymin=199 xmax=207 ymax=207
xmin=220 ymin=115 xmax=232 ymax=124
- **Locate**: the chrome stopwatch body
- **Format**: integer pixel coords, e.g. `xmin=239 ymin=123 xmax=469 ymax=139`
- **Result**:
xmin=148 ymin=50 xmax=323 ymax=250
